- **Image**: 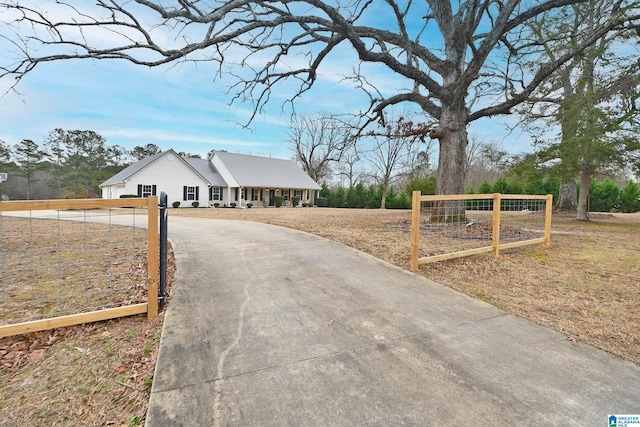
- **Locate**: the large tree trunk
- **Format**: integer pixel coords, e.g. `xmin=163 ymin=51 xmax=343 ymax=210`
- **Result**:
xmin=556 ymin=180 xmax=578 ymax=211
xmin=576 ymin=166 xmax=591 ymax=220
xmin=430 ymin=105 xmax=468 ymax=222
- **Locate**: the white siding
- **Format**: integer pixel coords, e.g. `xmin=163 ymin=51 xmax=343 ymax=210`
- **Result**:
xmin=104 ymin=152 xmax=209 ymax=206
xmin=101 ymin=183 xmax=126 ymax=199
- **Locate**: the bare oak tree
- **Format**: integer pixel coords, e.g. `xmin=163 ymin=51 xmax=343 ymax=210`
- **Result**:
xmin=1 ymin=0 xmax=637 ymax=198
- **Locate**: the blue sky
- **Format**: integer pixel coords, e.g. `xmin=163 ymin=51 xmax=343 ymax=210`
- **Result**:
xmin=0 ymin=3 xmax=533 ymax=161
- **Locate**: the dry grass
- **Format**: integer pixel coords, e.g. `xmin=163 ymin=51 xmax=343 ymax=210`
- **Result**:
xmin=1 ymin=214 xmax=175 ymax=427
xmin=1 ymin=218 xmax=148 ymax=324
xmin=1 ymin=206 xmax=637 ymax=426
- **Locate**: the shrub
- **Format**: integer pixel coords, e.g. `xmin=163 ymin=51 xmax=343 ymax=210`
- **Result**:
xmin=274 ymin=195 xmax=284 ymax=207
xmin=316 ymin=197 xmax=328 ymax=207
xmin=247 ymin=202 xmax=253 ymax=208
xmin=230 ymin=202 xmax=237 ymax=208
xmin=213 ymin=202 xmax=220 ymax=208
xmin=385 ymin=190 xmax=411 ymax=209
xmin=618 ymin=180 xmax=640 ymax=213
xmin=192 ymin=201 xmax=200 ymax=208
xmin=291 ymin=196 xmax=300 ymax=207
xmin=172 ymin=201 xmax=181 ymax=208
xmin=404 ymin=174 xmax=437 ymax=197
xmin=478 ymin=180 xmax=493 ymax=194
xmin=590 ymin=178 xmax=620 ymax=212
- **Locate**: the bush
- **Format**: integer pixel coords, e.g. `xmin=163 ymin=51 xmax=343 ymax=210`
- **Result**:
xmin=274 ymin=195 xmax=284 ymax=207
xmin=617 ymin=181 xmax=640 ymax=213
xmin=291 ymin=196 xmax=300 ymax=207
xmin=478 ymin=180 xmax=493 ymax=194
xmin=316 ymin=197 xmax=327 ymax=207
xmin=404 ymin=174 xmax=437 ymax=197
xmin=119 ymin=194 xmax=139 ymax=198
xmin=192 ymin=201 xmax=200 ymax=208
xmin=230 ymin=202 xmax=237 ymax=208
xmin=172 ymin=201 xmax=181 ymax=208
xmin=247 ymin=202 xmax=253 ymax=208
xmin=384 ymin=187 xmax=411 ymax=209
xmin=589 ymin=178 xmax=620 ymax=212
xmin=213 ymin=202 xmax=220 ymax=208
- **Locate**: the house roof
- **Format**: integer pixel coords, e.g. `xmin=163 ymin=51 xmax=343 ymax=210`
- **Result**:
xmin=213 ymin=151 xmax=321 ymax=190
xmin=99 ymin=150 xmax=165 ymax=187
xmin=184 ymin=158 xmax=226 ymax=186
xmin=100 ymin=149 xmax=321 ymax=190
xmin=99 ymin=150 xmax=224 ymax=187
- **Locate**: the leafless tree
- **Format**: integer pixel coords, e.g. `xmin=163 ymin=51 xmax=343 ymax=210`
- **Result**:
xmin=364 ymin=115 xmax=425 ymax=208
xmin=465 ymin=138 xmax=512 ymax=191
xmin=1 ymin=0 xmax=637 ymax=199
xmin=288 ymin=113 xmax=354 ymax=183
xmin=336 ymin=145 xmax=366 ymax=188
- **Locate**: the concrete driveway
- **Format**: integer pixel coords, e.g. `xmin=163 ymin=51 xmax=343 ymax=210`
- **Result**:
xmin=146 ymin=217 xmax=639 ymax=426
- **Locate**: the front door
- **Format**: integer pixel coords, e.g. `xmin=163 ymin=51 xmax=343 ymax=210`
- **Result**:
xmin=269 ymin=190 xmax=275 ymax=206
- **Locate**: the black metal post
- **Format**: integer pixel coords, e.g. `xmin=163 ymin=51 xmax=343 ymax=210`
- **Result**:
xmin=159 ymin=191 xmax=168 ymax=309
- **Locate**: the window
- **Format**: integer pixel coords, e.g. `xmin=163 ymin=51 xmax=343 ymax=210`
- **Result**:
xmin=183 ymin=186 xmax=199 ymax=201
xmin=187 ymin=187 xmax=196 ymax=200
xmin=137 ymin=184 xmax=156 ymax=197
xmin=241 ymin=188 xmax=246 ymax=200
xmin=252 ymin=188 xmax=259 ymax=201
xmin=211 ymin=187 xmax=221 ymax=201
xmin=294 ymin=189 xmax=302 ymax=199
xmin=282 ymin=189 xmax=289 ymax=201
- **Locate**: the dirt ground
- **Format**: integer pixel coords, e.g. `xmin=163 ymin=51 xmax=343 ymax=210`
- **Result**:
xmin=1 ymin=207 xmax=638 ymax=425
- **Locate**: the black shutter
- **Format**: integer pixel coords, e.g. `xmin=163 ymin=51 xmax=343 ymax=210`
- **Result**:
xmin=183 ymin=186 xmax=187 ymax=201
xmin=235 ymin=188 xmax=239 ymax=200
xmin=209 ymin=187 xmax=213 ymax=201
xmin=220 ymin=188 xmax=224 ymax=201
xmin=195 ymin=187 xmax=199 ymax=200
xmin=152 ymin=185 xmax=157 ymax=196
xmin=137 ymin=184 xmax=142 ymax=197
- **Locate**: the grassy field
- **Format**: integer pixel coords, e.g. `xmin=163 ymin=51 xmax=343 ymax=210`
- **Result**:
xmin=1 ymin=207 xmax=638 ymax=425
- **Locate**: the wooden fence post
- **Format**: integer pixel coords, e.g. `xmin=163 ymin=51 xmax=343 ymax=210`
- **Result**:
xmin=492 ymin=193 xmax=501 ymax=256
xmin=147 ymin=196 xmax=159 ymax=320
xmin=544 ymin=194 xmax=553 ymax=246
xmin=410 ymin=191 xmax=421 ymax=272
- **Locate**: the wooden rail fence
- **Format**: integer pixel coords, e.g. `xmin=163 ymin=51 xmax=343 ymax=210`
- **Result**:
xmin=0 ymin=197 xmax=158 ymax=337
xmin=410 ymin=192 xmax=552 ymax=271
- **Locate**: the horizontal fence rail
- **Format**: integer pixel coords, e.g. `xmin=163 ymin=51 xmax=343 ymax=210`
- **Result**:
xmin=410 ymin=192 xmax=552 ymax=271
xmin=0 ymin=197 xmax=158 ymax=337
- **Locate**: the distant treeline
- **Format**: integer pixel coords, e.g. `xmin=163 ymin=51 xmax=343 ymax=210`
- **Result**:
xmin=319 ymin=176 xmax=640 ymax=213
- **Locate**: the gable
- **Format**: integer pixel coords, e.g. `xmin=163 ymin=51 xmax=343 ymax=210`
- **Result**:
xmin=100 ymin=150 xmax=226 ymax=188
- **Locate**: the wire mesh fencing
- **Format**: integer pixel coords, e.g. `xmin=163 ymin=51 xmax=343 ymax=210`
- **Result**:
xmin=0 ymin=198 xmax=158 ymax=337
xmin=410 ymin=193 xmax=552 ymax=271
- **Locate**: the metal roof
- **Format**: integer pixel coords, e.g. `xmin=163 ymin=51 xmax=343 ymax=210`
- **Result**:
xmin=99 ymin=150 xmax=165 ymax=187
xmin=184 ymin=158 xmax=226 ymax=186
xmin=213 ymin=151 xmax=321 ymax=189
xmin=100 ymin=149 xmax=320 ymax=190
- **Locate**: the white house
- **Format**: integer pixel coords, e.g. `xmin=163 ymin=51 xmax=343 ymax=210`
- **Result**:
xmin=99 ymin=150 xmax=322 ymax=207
